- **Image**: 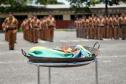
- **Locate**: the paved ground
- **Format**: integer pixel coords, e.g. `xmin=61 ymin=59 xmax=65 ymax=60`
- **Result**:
xmin=0 ymin=29 xmax=126 ymax=84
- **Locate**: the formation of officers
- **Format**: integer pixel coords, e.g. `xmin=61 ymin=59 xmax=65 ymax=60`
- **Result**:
xmin=21 ymin=15 xmax=55 ymax=43
xmin=75 ymin=13 xmax=126 ymax=40
xmin=2 ymin=14 xmax=55 ymax=50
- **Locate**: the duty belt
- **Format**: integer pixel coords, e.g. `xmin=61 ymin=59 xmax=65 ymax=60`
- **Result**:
xmin=7 ymin=27 xmax=17 ymax=30
xmin=120 ymin=24 xmax=126 ymax=26
xmin=120 ymin=24 xmax=126 ymax=28
xmin=114 ymin=25 xmax=119 ymax=26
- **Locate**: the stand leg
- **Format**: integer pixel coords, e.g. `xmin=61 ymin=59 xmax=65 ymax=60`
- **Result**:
xmin=48 ymin=67 xmax=51 ymax=84
xmin=37 ymin=65 xmax=40 ymax=84
xmin=95 ymin=58 xmax=98 ymax=84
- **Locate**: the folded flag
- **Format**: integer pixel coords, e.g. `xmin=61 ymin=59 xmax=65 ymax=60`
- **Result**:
xmin=28 ymin=45 xmax=92 ymax=58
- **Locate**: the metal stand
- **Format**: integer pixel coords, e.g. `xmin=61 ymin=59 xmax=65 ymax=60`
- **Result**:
xmin=35 ymin=58 xmax=98 ymax=84
xmin=37 ymin=65 xmax=40 ymax=84
xmin=37 ymin=66 xmax=52 ymax=84
xmin=48 ymin=67 xmax=51 ymax=84
xmin=21 ymin=42 xmax=100 ymax=84
xmin=95 ymin=58 xmax=99 ymax=84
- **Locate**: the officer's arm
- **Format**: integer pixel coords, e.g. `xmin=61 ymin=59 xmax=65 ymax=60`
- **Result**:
xmin=15 ymin=19 xmax=18 ymax=28
xmin=2 ymin=23 xmax=6 ymax=31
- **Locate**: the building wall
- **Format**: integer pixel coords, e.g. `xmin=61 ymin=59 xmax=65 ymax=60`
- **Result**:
xmin=0 ymin=7 xmax=126 ymax=30
xmin=63 ymin=14 xmax=70 ymax=20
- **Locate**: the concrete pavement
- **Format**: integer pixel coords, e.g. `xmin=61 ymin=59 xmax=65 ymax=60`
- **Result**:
xmin=0 ymin=30 xmax=126 ymax=84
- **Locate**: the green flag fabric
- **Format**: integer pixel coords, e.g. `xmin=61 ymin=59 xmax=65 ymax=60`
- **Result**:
xmin=28 ymin=45 xmax=92 ymax=58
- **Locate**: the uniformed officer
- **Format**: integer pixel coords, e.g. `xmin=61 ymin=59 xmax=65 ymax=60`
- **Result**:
xmin=81 ymin=17 xmax=86 ymax=38
xmin=109 ymin=16 xmax=114 ymax=39
xmin=2 ymin=14 xmax=18 ymax=50
xmin=95 ymin=16 xmax=98 ymax=39
xmin=74 ymin=18 xmax=77 ymax=37
xmin=47 ymin=15 xmax=55 ymax=42
xmin=123 ymin=14 xmax=126 ymax=40
xmin=30 ymin=16 xmax=40 ymax=43
xmin=119 ymin=14 xmax=123 ymax=39
xmin=91 ymin=15 xmax=96 ymax=39
xmin=88 ymin=16 xmax=92 ymax=39
xmin=79 ymin=18 xmax=83 ymax=38
xmin=113 ymin=15 xmax=119 ymax=39
xmin=119 ymin=13 xmax=126 ymax=40
xmin=21 ymin=19 xmax=28 ymax=40
xmin=75 ymin=18 xmax=79 ymax=37
xmin=39 ymin=18 xmax=45 ymax=40
xmin=97 ymin=17 xmax=103 ymax=40
xmin=85 ymin=18 xmax=90 ymax=39
xmin=77 ymin=18 xmax=81 ymax=38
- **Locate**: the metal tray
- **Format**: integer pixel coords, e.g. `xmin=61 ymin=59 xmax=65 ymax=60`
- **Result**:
xmin=21 ymin=42 xmax=100 ymax=63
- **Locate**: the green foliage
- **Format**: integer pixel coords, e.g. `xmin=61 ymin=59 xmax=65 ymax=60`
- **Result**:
xmin=36 ymin=0 xmax=59 ymax=4
xmin=18 ymin=27 xmax=23 ymax=32
xmin=0 ymin=0 xmax=28 ymax=13
xmin=107 ymin=0 xmax=126 ymax=5
xmin=67 ymin=0 xmax=101 ymax=8
xmin=67 ymin=0 xmax=100 ymax=13
xmin=67 ymin=0 xmax=126 ymax=7
xmin=0 ymin=6 xmax=40 ymax=13
xmin=0 ymin=0 xmax=27 ymax=7
xmin=67 ymin=0 xmax=126 ymax=14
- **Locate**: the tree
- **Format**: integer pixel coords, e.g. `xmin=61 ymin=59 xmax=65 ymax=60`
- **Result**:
xmin=105 ymin=0 xmax=126 ymax=5
xmin=0 ymin=0 xmax=27 ymax=7
xmin=67 ymin=0 xmax=101 ymax=14
xmin=0 ymin=0 xmax=27 ymax=13
xmin=67 ymin=0 xmax=126 ymax=15
xmin=103 ymin=0 xmax=126 ymax=15
xmin=67 ymin=0 xmax=100 ymax=8
xmin=36 ymin=0 xmax=59 ymax=5
xmin=0 ymin=0 xmax=61 ymax=13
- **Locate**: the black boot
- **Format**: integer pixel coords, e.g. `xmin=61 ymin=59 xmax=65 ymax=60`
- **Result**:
xmin=9 ymin=47 xmax=14 ymax=50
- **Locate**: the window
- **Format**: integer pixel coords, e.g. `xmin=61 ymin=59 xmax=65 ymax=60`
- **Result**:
xmin=37 ymin=15 xmax=46 ymax=19
xmin=70 ymin=15 xmax=76 ymax=20
xmin=14 ymin=15 xmax=27 ymax=20
xmin=54 ymin=15 xmax=63 ymax=20
xmin=0 ymin=18 xmax=4 ymax=23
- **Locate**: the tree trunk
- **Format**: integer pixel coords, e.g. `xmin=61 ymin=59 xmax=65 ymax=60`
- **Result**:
xmin=105 ymin=0 xmax=108 ymax=16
